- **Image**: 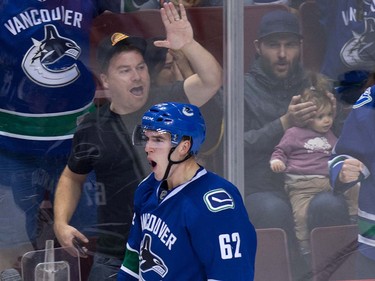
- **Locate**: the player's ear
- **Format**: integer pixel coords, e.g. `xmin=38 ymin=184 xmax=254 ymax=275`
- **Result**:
xmin=179 ymin=139 xmax=191 ymax=156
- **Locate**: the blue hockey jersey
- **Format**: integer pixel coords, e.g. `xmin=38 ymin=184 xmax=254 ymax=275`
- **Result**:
xmin=329 ymin=85 xmax=375 ymax=260
xmin=118 ymin=167 xmax=257 ymax=281
xmin=316 ymin=0 xmax=375 ymax=80
xmin=0 ymin=1 xmax=103 ymax=155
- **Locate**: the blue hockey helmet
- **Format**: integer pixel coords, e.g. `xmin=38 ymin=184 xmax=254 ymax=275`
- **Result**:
xmin=139 ymin=102 xmax=206 ymax=154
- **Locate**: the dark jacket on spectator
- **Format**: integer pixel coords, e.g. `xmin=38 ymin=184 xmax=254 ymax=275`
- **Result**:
xmin=244 ymin=58 xmax=308 ymax=196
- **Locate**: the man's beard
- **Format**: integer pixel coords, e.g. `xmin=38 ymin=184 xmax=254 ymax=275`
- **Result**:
xmin=260 ymin=57 xmax=300 ymax=81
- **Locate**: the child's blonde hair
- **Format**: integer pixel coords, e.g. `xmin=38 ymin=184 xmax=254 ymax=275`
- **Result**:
xmin=300 ymin=72 xmax=334 ymax=111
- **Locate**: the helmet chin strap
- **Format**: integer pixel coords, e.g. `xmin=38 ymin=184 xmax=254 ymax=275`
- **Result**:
xmin=162 ymin=147 xmax=192 ymax=181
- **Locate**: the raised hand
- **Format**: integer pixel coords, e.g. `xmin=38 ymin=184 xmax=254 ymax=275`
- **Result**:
xmin=154 ymin=1 xmax=194 ymax=50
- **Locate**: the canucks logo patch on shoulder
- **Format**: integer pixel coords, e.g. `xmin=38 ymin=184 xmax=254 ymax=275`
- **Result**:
xmin=353 ymin=87 xmax=373 ymax=109
xmin=203 ymin=188 xmax=235 ymax=212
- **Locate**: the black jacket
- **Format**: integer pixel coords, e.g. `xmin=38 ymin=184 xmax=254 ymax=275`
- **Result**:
xmin=244 ymin=58 xmax=308 ymax=196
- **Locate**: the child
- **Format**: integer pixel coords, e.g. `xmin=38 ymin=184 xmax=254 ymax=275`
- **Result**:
xmin=270 ymin=73 xmax=345 ymax=257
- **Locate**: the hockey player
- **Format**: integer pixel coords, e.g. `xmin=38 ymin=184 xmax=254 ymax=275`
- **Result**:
xmin=53 ymin=1 xmax=222 ymax=279
xmin=117 ymin=102 xmax=257 ymax=280
xmin=0 ymin=0 xmax=128 ymax=271
xmin=329 ymin=85 xmax=375 ymax=278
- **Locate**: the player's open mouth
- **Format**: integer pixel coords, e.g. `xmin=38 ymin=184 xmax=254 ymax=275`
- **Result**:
xmin=150 ymin=160 xmax=157 ymax=168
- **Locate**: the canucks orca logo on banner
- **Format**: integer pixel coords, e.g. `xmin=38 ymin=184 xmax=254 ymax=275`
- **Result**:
xmin=340 ymin=15 xmax=375 ymax=70
xmin=140 ymin=234 xmax=168 ymax=279
xmin=203 ymin=188 xmax=235 ymax=212
xmin=21 ymin=24 xmax=81 ymax=88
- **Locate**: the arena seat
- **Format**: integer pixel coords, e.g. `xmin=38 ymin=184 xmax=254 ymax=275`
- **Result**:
xmin=254 ymin=228 xmax=293 ymax=281
xmin=310 ymin=224 xmax=358 ymax=281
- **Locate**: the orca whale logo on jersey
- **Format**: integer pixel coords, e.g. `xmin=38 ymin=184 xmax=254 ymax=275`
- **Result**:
xmin=203 ymin=188 xmax=235 ymax=212
xmin=140 ymin=234 xmax=168 ymax=278
xmin=353 ymin=87 xmax=372 ymax=109
xmin=21 ymin=24 xmax=81 ymax=88
xmin=340 ymin=17 xmax=375 ymax=70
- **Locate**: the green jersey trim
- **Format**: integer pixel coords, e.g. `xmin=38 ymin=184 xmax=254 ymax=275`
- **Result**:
xmin=0 ymin=103 xmax=95 ymax=139
xmin=123 ymin=248 xmax=139 ymax=275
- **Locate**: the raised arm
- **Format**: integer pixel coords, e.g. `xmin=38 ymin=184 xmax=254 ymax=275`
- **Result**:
xmin=154 ymin=1 xmax=222 ymax=107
